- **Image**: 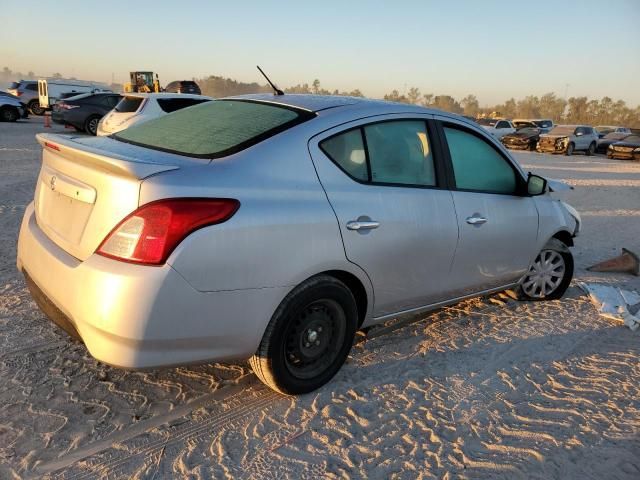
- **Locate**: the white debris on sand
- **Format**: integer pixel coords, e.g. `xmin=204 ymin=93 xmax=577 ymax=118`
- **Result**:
xmin=579 ymin=282 xmax=640 ymax=331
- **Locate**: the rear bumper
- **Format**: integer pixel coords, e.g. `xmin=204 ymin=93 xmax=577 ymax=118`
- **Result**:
xmin=17 ymin=203 xmax=287 ymax=369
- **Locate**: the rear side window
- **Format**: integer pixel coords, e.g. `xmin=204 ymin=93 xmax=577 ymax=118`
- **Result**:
xmin=444 ymin=126 xmax=516 ymax=194
xmin=115 ymin=96 xmax=144 ymax=113
xmin=320 ymin=120 xmax=437 ymax=187
xmin=114 ymin=100 xmax=315 ymax=158
xmin=365 ymin=121 xmax=435 ymax=186
xmin=156 ymin=98 xmax=209 ymax=113
xmin=320 ymin=130 xmax=368 ymax=181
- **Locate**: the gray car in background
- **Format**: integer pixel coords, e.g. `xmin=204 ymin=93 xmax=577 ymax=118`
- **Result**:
xmin=7 ymin=80 xmax=44 ymax=115
xmin=537 ymin=125 xmax=599 ymax=156
xmin=17 ymin=95 xmax=581 ymax=395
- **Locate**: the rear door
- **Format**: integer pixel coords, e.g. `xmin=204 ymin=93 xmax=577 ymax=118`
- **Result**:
xmin=309 ymin=115 xmax=459 ymax=317
xmin=436 ymin=118 xmax=539 ymax=296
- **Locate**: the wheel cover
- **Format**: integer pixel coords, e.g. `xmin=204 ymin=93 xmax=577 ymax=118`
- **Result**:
xmin=522 ymin=249 xmax=566 ymax=298
xmin=283 ymin=299 xmax=346 ymax=380
xmin=88 ymin=118 xmax=99 ymax=134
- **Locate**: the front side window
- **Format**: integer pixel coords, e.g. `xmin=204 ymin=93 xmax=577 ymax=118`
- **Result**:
xmin=444 ymin=126 xmax=517 ymax=194
xmin=364 ymin=121 xmax=436 ymax=186
xmin=496 ymin=121 xmax=509 ymax=129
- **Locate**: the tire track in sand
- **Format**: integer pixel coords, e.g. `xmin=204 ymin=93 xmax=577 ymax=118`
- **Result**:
xmin=35 ymin=381 xmax=280 ymax=479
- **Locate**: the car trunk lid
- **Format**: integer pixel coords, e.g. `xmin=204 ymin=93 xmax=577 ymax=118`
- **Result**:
xmin=34 ymin=133 xmax=204 ymax=261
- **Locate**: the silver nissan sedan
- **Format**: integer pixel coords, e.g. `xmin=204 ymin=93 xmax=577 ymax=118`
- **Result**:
xmin=17 ymin=94 xmax=581 ymax=394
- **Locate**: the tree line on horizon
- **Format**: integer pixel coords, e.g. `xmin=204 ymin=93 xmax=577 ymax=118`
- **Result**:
xmin=3 ymin=66 xmax=638 ymax=127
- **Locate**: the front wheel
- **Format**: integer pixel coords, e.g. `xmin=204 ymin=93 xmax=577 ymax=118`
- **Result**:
xmin=250 ymin=275 xmax=358 ymax=395
xmin=517 ymin=239 xmax=573 ymax=301
xmin=565 ymin=143 xmax=574 ymax=156
xmin=586 ymin=142 xmax=596 ymax=156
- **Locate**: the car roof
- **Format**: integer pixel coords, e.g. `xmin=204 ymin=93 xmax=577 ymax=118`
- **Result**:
xmin=122 ymin=92 xmax=211 ymax=100
xmin=226 ymin=93 xmax=469 ymax=120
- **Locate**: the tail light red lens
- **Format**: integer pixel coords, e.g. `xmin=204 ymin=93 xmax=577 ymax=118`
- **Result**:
xmin=97 ymin=198 xmax=240 ymax=265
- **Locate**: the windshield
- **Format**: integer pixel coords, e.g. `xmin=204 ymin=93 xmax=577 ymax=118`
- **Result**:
xmin=533 ymin=120 xmax=553 ymax=128
xmin=548 ymin=126 xmax=575 ymax=135
xmin=115 ymin=96 xmax=144 ymax=113
xmin=477 ymin=118 xmax=497 ymax=126
xmin=114 ymin=99 xmax=316 ymax=158
xmin=9 ymin=82 xmax=20 ymax=89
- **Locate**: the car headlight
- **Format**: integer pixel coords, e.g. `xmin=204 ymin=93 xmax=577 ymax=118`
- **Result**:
xmin=634 ymin=147 xmax=640 ymax=153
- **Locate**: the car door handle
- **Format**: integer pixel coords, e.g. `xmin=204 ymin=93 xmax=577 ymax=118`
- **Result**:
xmin=346 ymin=220 xmax=380 ymax=231
xmin=466 ymin=215 xmax=488 ymax=225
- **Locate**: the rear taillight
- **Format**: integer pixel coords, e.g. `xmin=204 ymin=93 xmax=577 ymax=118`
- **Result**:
xmin=16 ymin=91 xmax=22 ymax=96
xmin=96 ymin=198 xmax=240 ymax=265
xmin=59 ymin=103 xmax=79 ymax=110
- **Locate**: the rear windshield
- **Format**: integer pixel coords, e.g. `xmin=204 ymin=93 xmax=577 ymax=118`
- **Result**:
xmin=114 ymin=100 xmax=315 ymax=158
xmin=115 ymin=96 xmax=144 ymax=113
xmin=9 ymin=82 xmax=20 ymax=89
xmin=156 ymin=97 xmax=210 ymax=113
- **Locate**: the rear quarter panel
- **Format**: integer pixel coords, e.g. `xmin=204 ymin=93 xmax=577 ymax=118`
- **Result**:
xmin=140 ymin=130 xmax=374 ymax=309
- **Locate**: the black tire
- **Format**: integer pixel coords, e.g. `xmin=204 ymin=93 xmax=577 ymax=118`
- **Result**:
xmin=0 ymin=107 xmax=19 ymax=122
xmin=586 ymin=142 xmax=596 ymax=156
xmin=250 ymin=275 xmax=358 ymax=395
xmin=28 ymin=100 xmax=45 ymax=116
xmin=84 ymin=115 xmax=101 ymax=136
xmin=517 ymin=238 xmax=574 ymax=301
xmin=565 ymin=143 xmax=574 ymax=156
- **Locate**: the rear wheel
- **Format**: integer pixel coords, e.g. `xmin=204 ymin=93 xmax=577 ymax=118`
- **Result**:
xmin=0 ymin=107 xmax=19 ymax=122
xmin=28 ymin=100 xmax=45 ymax=116
xmin=517 ymin=239 xmax=573 ymax=301
xmin=565 ymin=143 xmax=574 ymax=156
xmin=586 ymin=142 xmax=596 ymax=156
xmin=84 ymin=115 xmax=101 ymax=135
xmin=250 ymin=275 xmax=358 ymax=395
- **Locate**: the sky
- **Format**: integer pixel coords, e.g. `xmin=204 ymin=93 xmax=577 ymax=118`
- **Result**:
xmin=1 ymin=0 xmax=639 ymax=106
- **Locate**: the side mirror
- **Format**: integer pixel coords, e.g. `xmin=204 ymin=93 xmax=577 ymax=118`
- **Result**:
xmin=527 ymin=173 xmax=547 ymax=196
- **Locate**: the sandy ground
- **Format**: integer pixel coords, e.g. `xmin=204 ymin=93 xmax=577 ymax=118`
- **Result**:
xmin=0 ymin=117 xmax=638 ymax=479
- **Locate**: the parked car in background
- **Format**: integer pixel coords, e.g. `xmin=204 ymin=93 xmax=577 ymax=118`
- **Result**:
xmin=97 ymin=93 xmax=212 ymax=136
xmin=17 ymin=94 xmax=580 ymax=394
xmin=501 ymin=124 xmax=541 ymax=150
xmin=607 ymin=134 xmax=640 ymax=160
xmin=513 ymin=118 xmax=554 ymax=134
xmin=52 ymin=92 xmax=122 ymax=135
xmin=38 ymin=78 xmax=111 ymax=111
xmin=595 ymin=125 xmax=631 ymax=138
xmin=7 ymin=80 xmax=44 ymax=115
xmin=477 ymin=118 xmax=515 ymax=139
xmin=537 ymin=125 xmax=598 ymax=156
xmin=596 ymin=132 xmax=632 ymax=154
xmin=0 ymin=94 xmax=28 ymax=121
xmin=164 ymin=80 xmax=202 ymax=95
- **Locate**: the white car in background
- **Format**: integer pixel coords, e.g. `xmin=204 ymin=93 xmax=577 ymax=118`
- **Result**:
xmin=97 ymin=93 xmax=212 ymax=136
xmin=476 ymin=118 xmax=516 ymax=139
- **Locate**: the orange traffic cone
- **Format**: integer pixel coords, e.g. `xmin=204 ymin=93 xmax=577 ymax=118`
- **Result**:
xmin=587 ymin=248 xmax=640 ymax=276
xmin=44 ymin=113 xmax=51 ymax=128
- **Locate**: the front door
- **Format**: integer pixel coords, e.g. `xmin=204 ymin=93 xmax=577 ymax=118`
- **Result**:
xmin=439 ymin=121 xmax=540 ymax=296
xmin=309 ymin=116 xmax=460 ymax=317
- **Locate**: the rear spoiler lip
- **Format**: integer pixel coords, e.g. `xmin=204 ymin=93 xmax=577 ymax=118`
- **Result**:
xmin=36 ymin=133 xmax=180 ymax=180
